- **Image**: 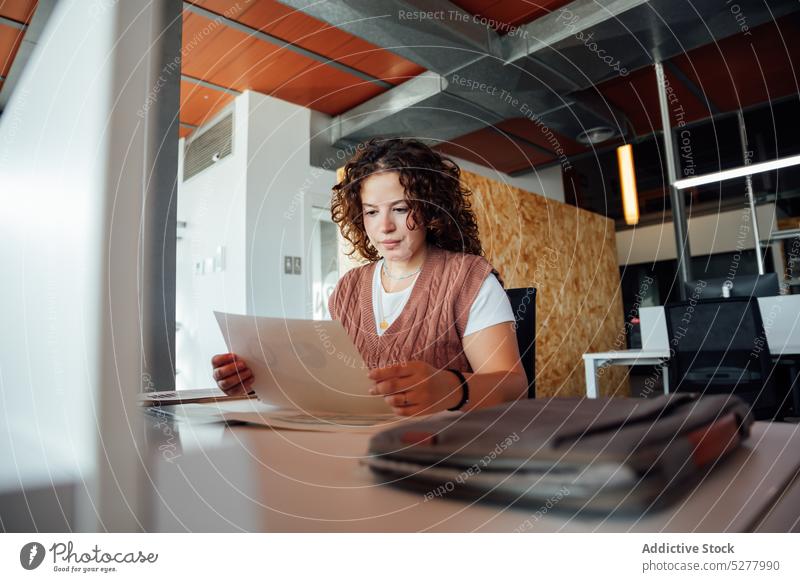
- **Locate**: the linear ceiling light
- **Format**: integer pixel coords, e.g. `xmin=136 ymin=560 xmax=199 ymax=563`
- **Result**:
xmin=674 ymin=153 xmax=800 ymax=190
xmin=617 ymin=144 xmax=639 ymax=225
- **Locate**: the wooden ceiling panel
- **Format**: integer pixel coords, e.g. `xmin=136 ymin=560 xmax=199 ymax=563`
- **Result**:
xmin=0 ymin=0 xmax=37 ymax=23
xmin=183 ymin=11 xmax=390 ymax=114
xmin=495 ymin=118 xmax=584 ymax=157
xmin=670 ymin=15 xmax=800 ymax=113
xmin=596 ymin=66 xmax=710 ymax=136
xmin=302 ymin=35 xmax=425 ymax=84
xmin=0 ymin=23 xmax=24 ymax=76
xmin=271 ymin=68 xmax=386 ymax=114
xmin=437 ymin=127 xmax=556 ymax=174
xmin=181 ymin=11 xmax=243 ymax=78
xmin=186 ymin=1 xmax=424 ymax=84
xmin=179 ymin=80 xmax=235 ymax=127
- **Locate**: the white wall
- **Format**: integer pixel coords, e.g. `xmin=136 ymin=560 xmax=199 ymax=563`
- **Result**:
xmin=0 ymin=0 xmax=162 ymax=530
xmin=176 ymin=90 xmax=338 ymax=389
xmin=245 ymin=91 xmax=338 ymax=320
xmin=616 ymin=202 xmax=778 ymax=265
xmin=176 ymin=102 xmax=249 ymax=389
xmin=449 ymin=155 xmax=565 ymax=202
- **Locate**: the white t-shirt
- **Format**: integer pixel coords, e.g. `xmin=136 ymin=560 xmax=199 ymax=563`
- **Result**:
xmin=371 ymin=259 xmax=514 ymax=336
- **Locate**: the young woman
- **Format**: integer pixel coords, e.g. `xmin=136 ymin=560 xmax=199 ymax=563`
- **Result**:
xmin=212 ymin=139 xmax=527 ymax=415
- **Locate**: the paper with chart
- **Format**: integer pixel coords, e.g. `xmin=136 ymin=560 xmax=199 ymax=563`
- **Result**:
xmin=214 ymin=312 xmax=394 ymax=420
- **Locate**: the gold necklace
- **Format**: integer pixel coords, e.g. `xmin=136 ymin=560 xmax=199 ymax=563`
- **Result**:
xmin=377 ymin=264 xmax=417 ymax=330
xmin=382 ymin=261 xmax=422 ymax=281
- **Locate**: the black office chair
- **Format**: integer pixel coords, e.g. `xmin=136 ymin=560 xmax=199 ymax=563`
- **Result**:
xmin=665 ymin=297 xmax=780 ymax=420
xmin=505 ymin=287 xmax=536 ymax=399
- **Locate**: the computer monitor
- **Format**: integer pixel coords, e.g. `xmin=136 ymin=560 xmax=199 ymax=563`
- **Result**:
xmin=685 ymin=273 xmax=780 ymax=300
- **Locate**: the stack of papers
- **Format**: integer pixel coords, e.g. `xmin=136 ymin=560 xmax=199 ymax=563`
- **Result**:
xmin=214 ymin=312 xmax=400 ymax=432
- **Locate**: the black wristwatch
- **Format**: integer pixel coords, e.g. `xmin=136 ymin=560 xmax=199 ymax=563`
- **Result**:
xmin=446 ymin=368 xmax=469 ymax=411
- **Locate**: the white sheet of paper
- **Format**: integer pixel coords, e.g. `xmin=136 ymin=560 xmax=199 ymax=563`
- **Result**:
xmin=214 ymin=312 xmax=393 ymax=415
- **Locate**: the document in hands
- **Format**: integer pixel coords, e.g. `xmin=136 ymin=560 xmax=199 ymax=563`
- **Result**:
xmin=214 ymin=312 xmax=396 ymax=431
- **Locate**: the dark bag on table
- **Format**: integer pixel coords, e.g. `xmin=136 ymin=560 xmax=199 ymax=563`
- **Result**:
xmin=366 ymin=393 xmax=752 ymax=514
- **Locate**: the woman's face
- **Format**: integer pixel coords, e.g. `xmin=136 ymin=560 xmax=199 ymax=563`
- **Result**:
xmin=360 ymin=171 xmax=426 ymax=262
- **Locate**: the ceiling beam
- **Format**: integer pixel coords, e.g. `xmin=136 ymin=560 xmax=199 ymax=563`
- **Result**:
xmin=0 ymin=14 xmax=27 ymax=30
xmin=181 ymin=73 xmax=241 ymax=96
xmin=663 ymin=60 xmax=721 ymax=116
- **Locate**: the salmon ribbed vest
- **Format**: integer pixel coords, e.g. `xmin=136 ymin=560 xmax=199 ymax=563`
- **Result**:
xmin=328 ymin=247 xmax=493 ymax=372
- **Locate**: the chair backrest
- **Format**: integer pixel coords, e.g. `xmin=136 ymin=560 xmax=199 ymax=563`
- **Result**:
xmin=505 ymin=288 xmax=536 ymax=399
xmin=665 ymin=297 xmax=779 ymax=419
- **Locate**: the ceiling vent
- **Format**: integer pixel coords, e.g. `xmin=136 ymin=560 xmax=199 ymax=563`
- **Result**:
xmin=183 ymin=113 xmax=233 ymax=181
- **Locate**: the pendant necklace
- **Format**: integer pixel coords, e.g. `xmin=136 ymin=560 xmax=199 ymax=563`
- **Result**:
xmin=377 ymin=261 xmax=420 ymax=331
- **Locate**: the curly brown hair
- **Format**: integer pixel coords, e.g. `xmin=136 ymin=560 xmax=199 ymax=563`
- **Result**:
xmin=331 ymin=138 xmax=484 ymax=262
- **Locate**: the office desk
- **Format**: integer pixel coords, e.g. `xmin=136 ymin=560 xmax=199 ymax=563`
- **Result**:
xmin=583 ymin=297 xmax=800 ymax=398
xmin=143 ymin=402 xmax=800 ymax=532
xmin=583 ymin=350 xmax=669 ymax=399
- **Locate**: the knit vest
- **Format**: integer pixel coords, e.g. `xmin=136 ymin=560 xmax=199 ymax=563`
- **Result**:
xmin=328 ymin=246 xmax=494 ymax=372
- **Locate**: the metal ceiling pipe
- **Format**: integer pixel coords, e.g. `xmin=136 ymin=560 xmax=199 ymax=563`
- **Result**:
xmin=655 ymin=61 xmax=692 ymax=299
xmin=280 ymin=0 xmax=799 ymax=170
xmin=501 ymin=0 xmax=651 ymax=63
xmin=279 ymin=0 xmax=631 ymax=145
xmin=332 ymin=71 xmax=447 ymax=141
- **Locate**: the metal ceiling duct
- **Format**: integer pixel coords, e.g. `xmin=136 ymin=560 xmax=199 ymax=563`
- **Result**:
xmin=280 ymin=0 xmax=800 ymax=169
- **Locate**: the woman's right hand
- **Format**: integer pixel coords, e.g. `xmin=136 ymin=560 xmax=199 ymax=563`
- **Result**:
xmin=211 ymin=353 xmax=255 ymax=396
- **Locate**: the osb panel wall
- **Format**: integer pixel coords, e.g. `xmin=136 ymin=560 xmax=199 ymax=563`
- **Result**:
xmin=462 ymin=170 xmax=628 ymax=397
xmin=335 ymin=167 xmax=628 ymax=397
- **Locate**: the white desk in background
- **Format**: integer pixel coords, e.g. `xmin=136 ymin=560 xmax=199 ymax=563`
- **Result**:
xmin=583 ymin=296 xmax=800 ymax=398
xmin=143 ymin=401 xmax=800 ymax=532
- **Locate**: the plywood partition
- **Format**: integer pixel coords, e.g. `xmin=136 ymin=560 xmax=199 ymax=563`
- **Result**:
xmin=335 ymin=167 xmax=628 ymax=397
xmin=461 ymin=170 xmax=628 ymax=398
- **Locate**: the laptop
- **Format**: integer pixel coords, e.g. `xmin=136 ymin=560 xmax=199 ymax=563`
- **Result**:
xmin=138 ymin=387 xmax=256 ymax=406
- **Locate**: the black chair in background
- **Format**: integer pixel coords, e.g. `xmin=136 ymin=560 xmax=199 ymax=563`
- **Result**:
xmin=665 ymin=297 xmax=781 ymax=420
xmin=505 ymin=288 xmax=536 ymax=399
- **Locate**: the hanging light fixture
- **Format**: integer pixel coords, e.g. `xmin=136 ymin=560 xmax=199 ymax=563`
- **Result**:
xmin=617 ymin=144 xmax=639 ymax=225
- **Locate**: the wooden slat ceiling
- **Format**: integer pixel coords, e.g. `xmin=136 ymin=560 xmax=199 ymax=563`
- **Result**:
xmin=180 ymin=79 xmax=236 ymax=128
xmin=449 ymin=13 xmax=800 ymax=175
xmin=0 ymin=0 xmax=37 ymax=23
xmin=1 ymin=0 xmax=795 ymax=180
xmin=437 ymin=126 xmax=561 ymax=174
xmin=180 ymin=0 xmax=425 ymax=133
xmin=194 ymin=0 xmax=425 ymax=82
xmin=593 ymin=14 xmax=800 ymax=136
xmin=0 ymin=0 xmax=36 ymax=78
xmin=0 ymin=23 xmax=24 ymax=77
xmin=435 ymin=117 xmax=585 ymax=176
xmin=449 ymin=0 xmax=574 ymax=32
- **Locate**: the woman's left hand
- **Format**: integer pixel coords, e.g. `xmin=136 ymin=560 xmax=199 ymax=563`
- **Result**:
xmin=368 ymin=361 xmax=461 ymax=416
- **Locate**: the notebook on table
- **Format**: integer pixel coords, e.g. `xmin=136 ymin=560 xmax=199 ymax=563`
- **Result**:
xmin=138 ymin=387 xmax=256 ymax=406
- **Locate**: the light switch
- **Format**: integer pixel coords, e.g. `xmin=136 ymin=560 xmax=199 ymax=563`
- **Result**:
xmin=214 ymin=245 xmax=226 ymax=272
xmin=284 ymin=256 xmax=293 ymax=274
xmin=293 ymin=256 xmax=302 ymax=275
